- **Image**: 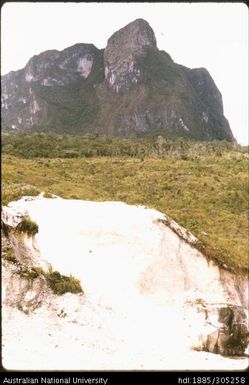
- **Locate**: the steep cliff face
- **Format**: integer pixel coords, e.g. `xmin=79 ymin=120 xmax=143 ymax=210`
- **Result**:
xmin=1 ymin=44 xmax=104 ymax=132
xmin=1 ymin=19 xmax=234 ymax=140
xmin=104 ymin=19 xmax=157 ymax=92
xmin=2 ymin=196 xmax=248 ymax=370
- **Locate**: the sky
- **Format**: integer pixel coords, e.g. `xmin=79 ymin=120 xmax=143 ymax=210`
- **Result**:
xmin=1 ymin=2 xmax=248 ymax=145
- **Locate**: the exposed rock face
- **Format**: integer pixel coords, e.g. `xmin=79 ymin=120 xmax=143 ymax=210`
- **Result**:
xmin=104 ymin=19 xmax=156 ymax=92
xmin=1 ymin=44 xmax=103 ymax=131
xmin=206 ymin=306 xmax=249 ymax=356
xmin=1 ymin=19 xmax=234 ymax=140
xmin=191 ymin=302 xmax=249 ymax=356
xmin=2 ymin=257 xmax=49 ymax=314
xmin=2 ymin=230 xmax=51 ymax=314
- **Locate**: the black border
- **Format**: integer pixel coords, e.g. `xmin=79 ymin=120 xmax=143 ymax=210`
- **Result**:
xmin=1 ymin=1 xmax=248 ymax=383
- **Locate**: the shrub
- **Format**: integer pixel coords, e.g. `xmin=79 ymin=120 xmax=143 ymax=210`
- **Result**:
xmin=2 ymin=184 xmax=40 ymax=206
xmin=1 ymin=220 xmax=12 ymax=237
xmin=46 ymin=271 xmax=83 ymax=295
xmin=20 ymin=269 xmax=40 ymax=280
xmin=194 ymin=298 xmax=205 ymax=305
xmin=16 ymin=216 xmax=39 ymax=236
xmin=16 ymin=266 xmax=83 ymax=295
xmin=43 ymin=191 xmax=55 ymax=198
xmin=3 ymin=247 xmax=17 ymax=264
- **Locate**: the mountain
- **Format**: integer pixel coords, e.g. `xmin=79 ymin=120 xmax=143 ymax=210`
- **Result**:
xmin=1 ymin=19 xmax=234 ymax=141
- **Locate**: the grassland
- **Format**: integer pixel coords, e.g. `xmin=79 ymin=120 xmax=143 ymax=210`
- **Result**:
xmin=1 ymin=134 xmax=248 ymax=272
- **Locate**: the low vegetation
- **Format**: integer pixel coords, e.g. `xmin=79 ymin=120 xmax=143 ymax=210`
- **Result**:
xmin=2 ymin=184 xmax=40 ymax=206
xmin=2 ymin=133 xmax=248 ymax=272
xmin=12 ymin=263 xmax=83 ymax=296
xmin=15 ymin=216 xmax=39 ymax=236
xmin=20 ymin=268 xmax=42 ymax=280
xmin=46 ymin=271 xmax=83 ymax=295
xmin=2 ymin=245 xmax=17 ymax=264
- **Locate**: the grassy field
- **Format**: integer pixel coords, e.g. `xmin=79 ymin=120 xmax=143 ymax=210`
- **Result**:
xmin=2 ymin=140 xmax=248 ymax=272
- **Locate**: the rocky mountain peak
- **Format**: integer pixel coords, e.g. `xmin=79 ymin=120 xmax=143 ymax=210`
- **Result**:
xmin=23 ymin=44 xmax=100 ymax=85
xmin=104 ymin=19 xmax=157 ymax=92
xmin=106 ymin=18 xmax=157 ymax=52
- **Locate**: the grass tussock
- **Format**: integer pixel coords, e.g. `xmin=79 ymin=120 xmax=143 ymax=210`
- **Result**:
xmin=17 ymin=266 xmax=83 ymax=295
xmin=20 ymin=269 xmax=41 ymax=280
xmin=2 ymin=246 xmax=17 ymax=264
xmin=15 ymin=216 xmax=39 ymax=236
xmin=46 ymin=271 xmax=83 ymax=295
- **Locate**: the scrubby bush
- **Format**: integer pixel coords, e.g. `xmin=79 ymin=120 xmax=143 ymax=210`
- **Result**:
xmin=16 ymin=216 xmax=39 ymax=236
xmin=16 ymin=266 xmax=83 ymax=295
xmin=46 ymin=271 xmax=83 ymax=295
xmin=20 ymin=269 xmax=40 ymax=280
xmin=2 ymin=246 xmax=17 ymax=264
xmin=2 ymin=184 xmax=40 ymax=206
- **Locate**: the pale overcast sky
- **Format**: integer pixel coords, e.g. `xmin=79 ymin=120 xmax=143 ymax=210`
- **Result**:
xmin=1 ymin=2 xmax=248 ymax=144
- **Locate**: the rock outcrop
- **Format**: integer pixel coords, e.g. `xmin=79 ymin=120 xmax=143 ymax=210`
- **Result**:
xmin=104 ymin=19 xmax=157 ymax=92
xmin=205 ymin=305 xmax=249 ymax=356
xmin=1 ymin=19 xmax=234 ymax=141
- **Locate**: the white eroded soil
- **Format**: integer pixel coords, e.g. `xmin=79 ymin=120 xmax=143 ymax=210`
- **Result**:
xmin=2 ymin=196 xmax=248 ymax=370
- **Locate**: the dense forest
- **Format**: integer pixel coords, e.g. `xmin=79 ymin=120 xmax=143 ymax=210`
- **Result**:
xmin=2 ymin=132 xmax=246 ymax=159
